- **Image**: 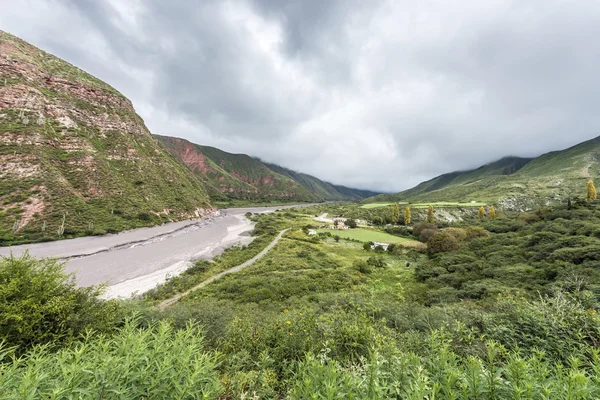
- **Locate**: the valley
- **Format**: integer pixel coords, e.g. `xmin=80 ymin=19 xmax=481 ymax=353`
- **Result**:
xmin=3 ymin=23 xmax=600 ymax=400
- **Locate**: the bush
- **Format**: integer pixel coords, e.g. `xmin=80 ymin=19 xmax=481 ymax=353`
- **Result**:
xmin=443 ymin=227 xmax=467 ymax=242
xmin=413 ymin=222 xmax=438 ymax=238
xmin=0 ymin=254 xmax=121 ymax=353
xmin=363 ymin=242 xmax=371 ymax=251
xmin=367 ymin=256 xmax=386 ymax=268
xmin=419 ymin=228 xmax=438 ymax=243
xmin=0 ymin=319 xmax=222 ymax=398
xmin=427 ymin=231 xmax=461 ymax=254
xmin=354 ymin=260 xmax=372 ymax=274
xmin=465 ymin=226 xmax=489 ymax=240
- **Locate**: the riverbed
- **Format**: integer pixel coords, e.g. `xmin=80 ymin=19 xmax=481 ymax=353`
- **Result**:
xmin=0 ymin=204 xmax=314 ymax=298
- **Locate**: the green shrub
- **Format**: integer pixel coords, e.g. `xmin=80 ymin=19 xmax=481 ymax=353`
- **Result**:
xmin=427 ymin=231 xmax=461 ymax=254
xmin=0 ymin=254 xmax=121 ymax=353
xmin=0 ymin=319 xmax=222 ymax=398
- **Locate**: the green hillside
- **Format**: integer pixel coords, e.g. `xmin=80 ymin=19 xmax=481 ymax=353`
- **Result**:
xmin=367 ymin=137 xmax=600 ymax=209
xmin=0 ymin=31 xmax=213 ymax=245
xmin=155 ymin=135 xmax=321 ymax=202
xmin=263 ymin=162 xmax=379 ymax=200
xmin=156 ymin=135 xmax=378 ymax=203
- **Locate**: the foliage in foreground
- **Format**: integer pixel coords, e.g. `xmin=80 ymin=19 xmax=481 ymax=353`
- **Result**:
xmin=0 ymin=319 xmax=222 ymax=399
xmin=0 ymin=254 xmax=120 ymax=354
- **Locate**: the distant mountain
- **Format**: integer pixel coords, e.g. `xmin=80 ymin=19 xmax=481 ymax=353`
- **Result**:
xmin=366 ymin=136 xmax=600 ymax=209
xmin=262 ymin=162 xmax=380 ymax=200
xmin=0 ymin=31 xmax=213 ymax=244
xmin=156 ymin=135 xmax=378 ymax=202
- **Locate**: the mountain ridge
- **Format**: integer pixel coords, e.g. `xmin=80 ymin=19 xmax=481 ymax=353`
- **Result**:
xmin=155 ymin=135 xmax=378 ymax=202
xmin=366 ymin=136 xmax=600 ymax=208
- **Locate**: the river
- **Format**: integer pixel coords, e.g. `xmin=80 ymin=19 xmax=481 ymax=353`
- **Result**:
xmin=0 ymin=204 xmax=315 ymax=298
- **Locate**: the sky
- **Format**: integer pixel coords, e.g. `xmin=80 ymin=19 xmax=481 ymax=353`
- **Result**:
xmin=2 ymin=0 xmax=600 ymax=192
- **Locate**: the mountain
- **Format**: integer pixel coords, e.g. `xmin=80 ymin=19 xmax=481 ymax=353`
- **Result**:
xmin=0 ymin=31 xmax=213 ymax=244
xmin=155 ymin=135 xmax=378 ymax=202
xmin=261 ymin=162 xmax=380 ymax=200
xmin=367 ymin=136 xmax=600 ymax=209
xmin=155 ymin=135 xmax=320 ymax=202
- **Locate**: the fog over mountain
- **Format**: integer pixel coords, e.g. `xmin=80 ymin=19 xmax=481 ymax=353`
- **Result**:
xmin=3 ymin=0 xmax=600 ymax=191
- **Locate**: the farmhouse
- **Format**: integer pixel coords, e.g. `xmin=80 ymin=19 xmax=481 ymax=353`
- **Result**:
xmin=332 ymin=217 xmax=347 ymax=222
xmin=371 ymin=242 xmax=390 ymax=251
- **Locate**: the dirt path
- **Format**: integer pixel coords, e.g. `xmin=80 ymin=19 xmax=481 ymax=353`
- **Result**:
xmin=158 ymin=228 xmax=290 ymax=309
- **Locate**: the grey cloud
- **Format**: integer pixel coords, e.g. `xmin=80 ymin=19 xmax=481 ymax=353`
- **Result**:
xmin=2 ymin=0 xmax=600 ymax=191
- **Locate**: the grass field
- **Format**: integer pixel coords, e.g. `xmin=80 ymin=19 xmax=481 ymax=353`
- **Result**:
xmin=317 ymin=228 xmax=422 ymax=246
xmin=360 ymin=202 xmax=406 ymax=209
xmin=361 ymin=201 xmax=485 ymax=209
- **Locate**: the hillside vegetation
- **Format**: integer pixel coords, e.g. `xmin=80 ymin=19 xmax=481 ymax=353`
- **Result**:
xmin=367 ymin=137 xmax=600 ymax=209
xmin=156 ymin=135 xmax=378 ymax=203
xmin=0 ymin=31 xmax=213 ymax=245
xmin=3 ymin=199 xmax=600 ymax=397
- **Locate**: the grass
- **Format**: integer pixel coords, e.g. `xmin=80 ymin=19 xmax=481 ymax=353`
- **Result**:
xmin=316 ymin=228 xmax=421 ymax=246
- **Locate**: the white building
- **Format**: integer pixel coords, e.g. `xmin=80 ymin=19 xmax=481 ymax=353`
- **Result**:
xmin=308 ymin=229 xmax=317 ymax=236
xmin=371 ymin=242 xmax=390 ymax=251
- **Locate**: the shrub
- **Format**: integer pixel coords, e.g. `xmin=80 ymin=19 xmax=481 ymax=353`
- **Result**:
xmin=0 ymin=319 xmax=222 ymax=398
xmin=465 ymin=226 xmax=489 ymax=240
xmin=427 ymin=231 xmax=461 ymax=254
xmin=419 ymin=228 xmax=438 ymax=243
xmin=443 ymin=227 xmax=467 ymax=242
xmin=367 ymin=256 xmax=386 ymax=268
xmin=363 ymin=242 xmax=371 ymax=251
xmin=0 ymin=254 xmax=121 ymax=353
xmin=354 ymin=260 xmax=372 ymax=274
xmin=413 ymin=222 xmax=438 ymax=238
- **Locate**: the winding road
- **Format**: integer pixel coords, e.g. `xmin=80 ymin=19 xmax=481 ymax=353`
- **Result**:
xmin=158 ymin=228 xmax=289 ymax=309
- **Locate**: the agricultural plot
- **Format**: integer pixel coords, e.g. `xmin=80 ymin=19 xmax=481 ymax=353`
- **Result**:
xmin=317 ymin=228 xmax=421 ymax=246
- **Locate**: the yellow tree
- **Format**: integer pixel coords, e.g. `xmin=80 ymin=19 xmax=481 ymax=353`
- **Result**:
xmin=587 ymin=179 xmax=597 ymax=200
xmin=427 ymin=205 xmax=434 ymax=223
xmin=391 ymin=202 xmax=400 ymax=224
xmin=478 ymin=206 xmax=485 ymax=220
xmin=404 ymin=207 xmax=411 ymax=225
xmin=489 ymin=206 xmax=496 ymax=220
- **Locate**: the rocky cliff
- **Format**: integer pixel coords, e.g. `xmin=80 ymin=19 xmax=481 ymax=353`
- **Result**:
xmin=0 ymin=31 xmax=213 ymax=244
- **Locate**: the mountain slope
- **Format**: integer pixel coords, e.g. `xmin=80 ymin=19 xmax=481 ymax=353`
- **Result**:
xmin=262 ymin=162 xmax=379 ymax=200
xmin=155 ymin=135 xmax=321 ymax=202
xmin=156 ymin=135 xmax=378 ymax=202
xmin=367 ymin=137 xmax=600 ymax=208
xmin=0 ymin=31 xmax=213 ymax=244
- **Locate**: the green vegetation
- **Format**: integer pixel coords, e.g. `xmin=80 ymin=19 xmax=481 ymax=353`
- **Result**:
xmin=0 ymin=31 xmax=212 ymax=246
xmin=316 ymin=228 xmax=421 ymax=246
xmin=365 ymin=136 xmax=600 ymax=208
xmin=156 ymin=135 xmax=378 ymax=203
xmin=4 ymin=201 xmax=600 ymax=397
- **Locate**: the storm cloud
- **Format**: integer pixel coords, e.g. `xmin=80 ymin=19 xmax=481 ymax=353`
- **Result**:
xmin=2 ymin=0 xmax=600 ymax=191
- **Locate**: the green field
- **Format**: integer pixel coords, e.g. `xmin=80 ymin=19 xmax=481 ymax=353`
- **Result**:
xmin=317 ymin=228 xmax=421 ymax=246
xmin=361 ymin=201 xmax=485 ymax=209
xmin=360 ymin=202 xmax=406 ymax=209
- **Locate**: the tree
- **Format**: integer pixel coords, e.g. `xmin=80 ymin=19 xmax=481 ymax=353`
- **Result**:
xmin=372 ymin=216 xmax=384 ymax=226
xmin=334 ymin=220 xmax=339 ymax=227
xmin=489 ymin=206 xmax=496 ymax=220
xmin=587 ymin=179 xmax=597 ymax=200
xmin=363 ymin=242 xmax=372 ymax=251
xmin=427 ymin=205 xmax=434 ymax=223
xmin=427 ymin=231 xmax=461 ymax=254
xmin=391 ymin=203 xmax=400 ymax=224
xmin=346 ymin=218 xmax=357 ymax=228
xmin=334 ymin=235 xmax=340 ymax=242
xmin=404 ymin=207 xmax=411 ymax=225
xmin=478 ymin=206 xmax=485 ymax=220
